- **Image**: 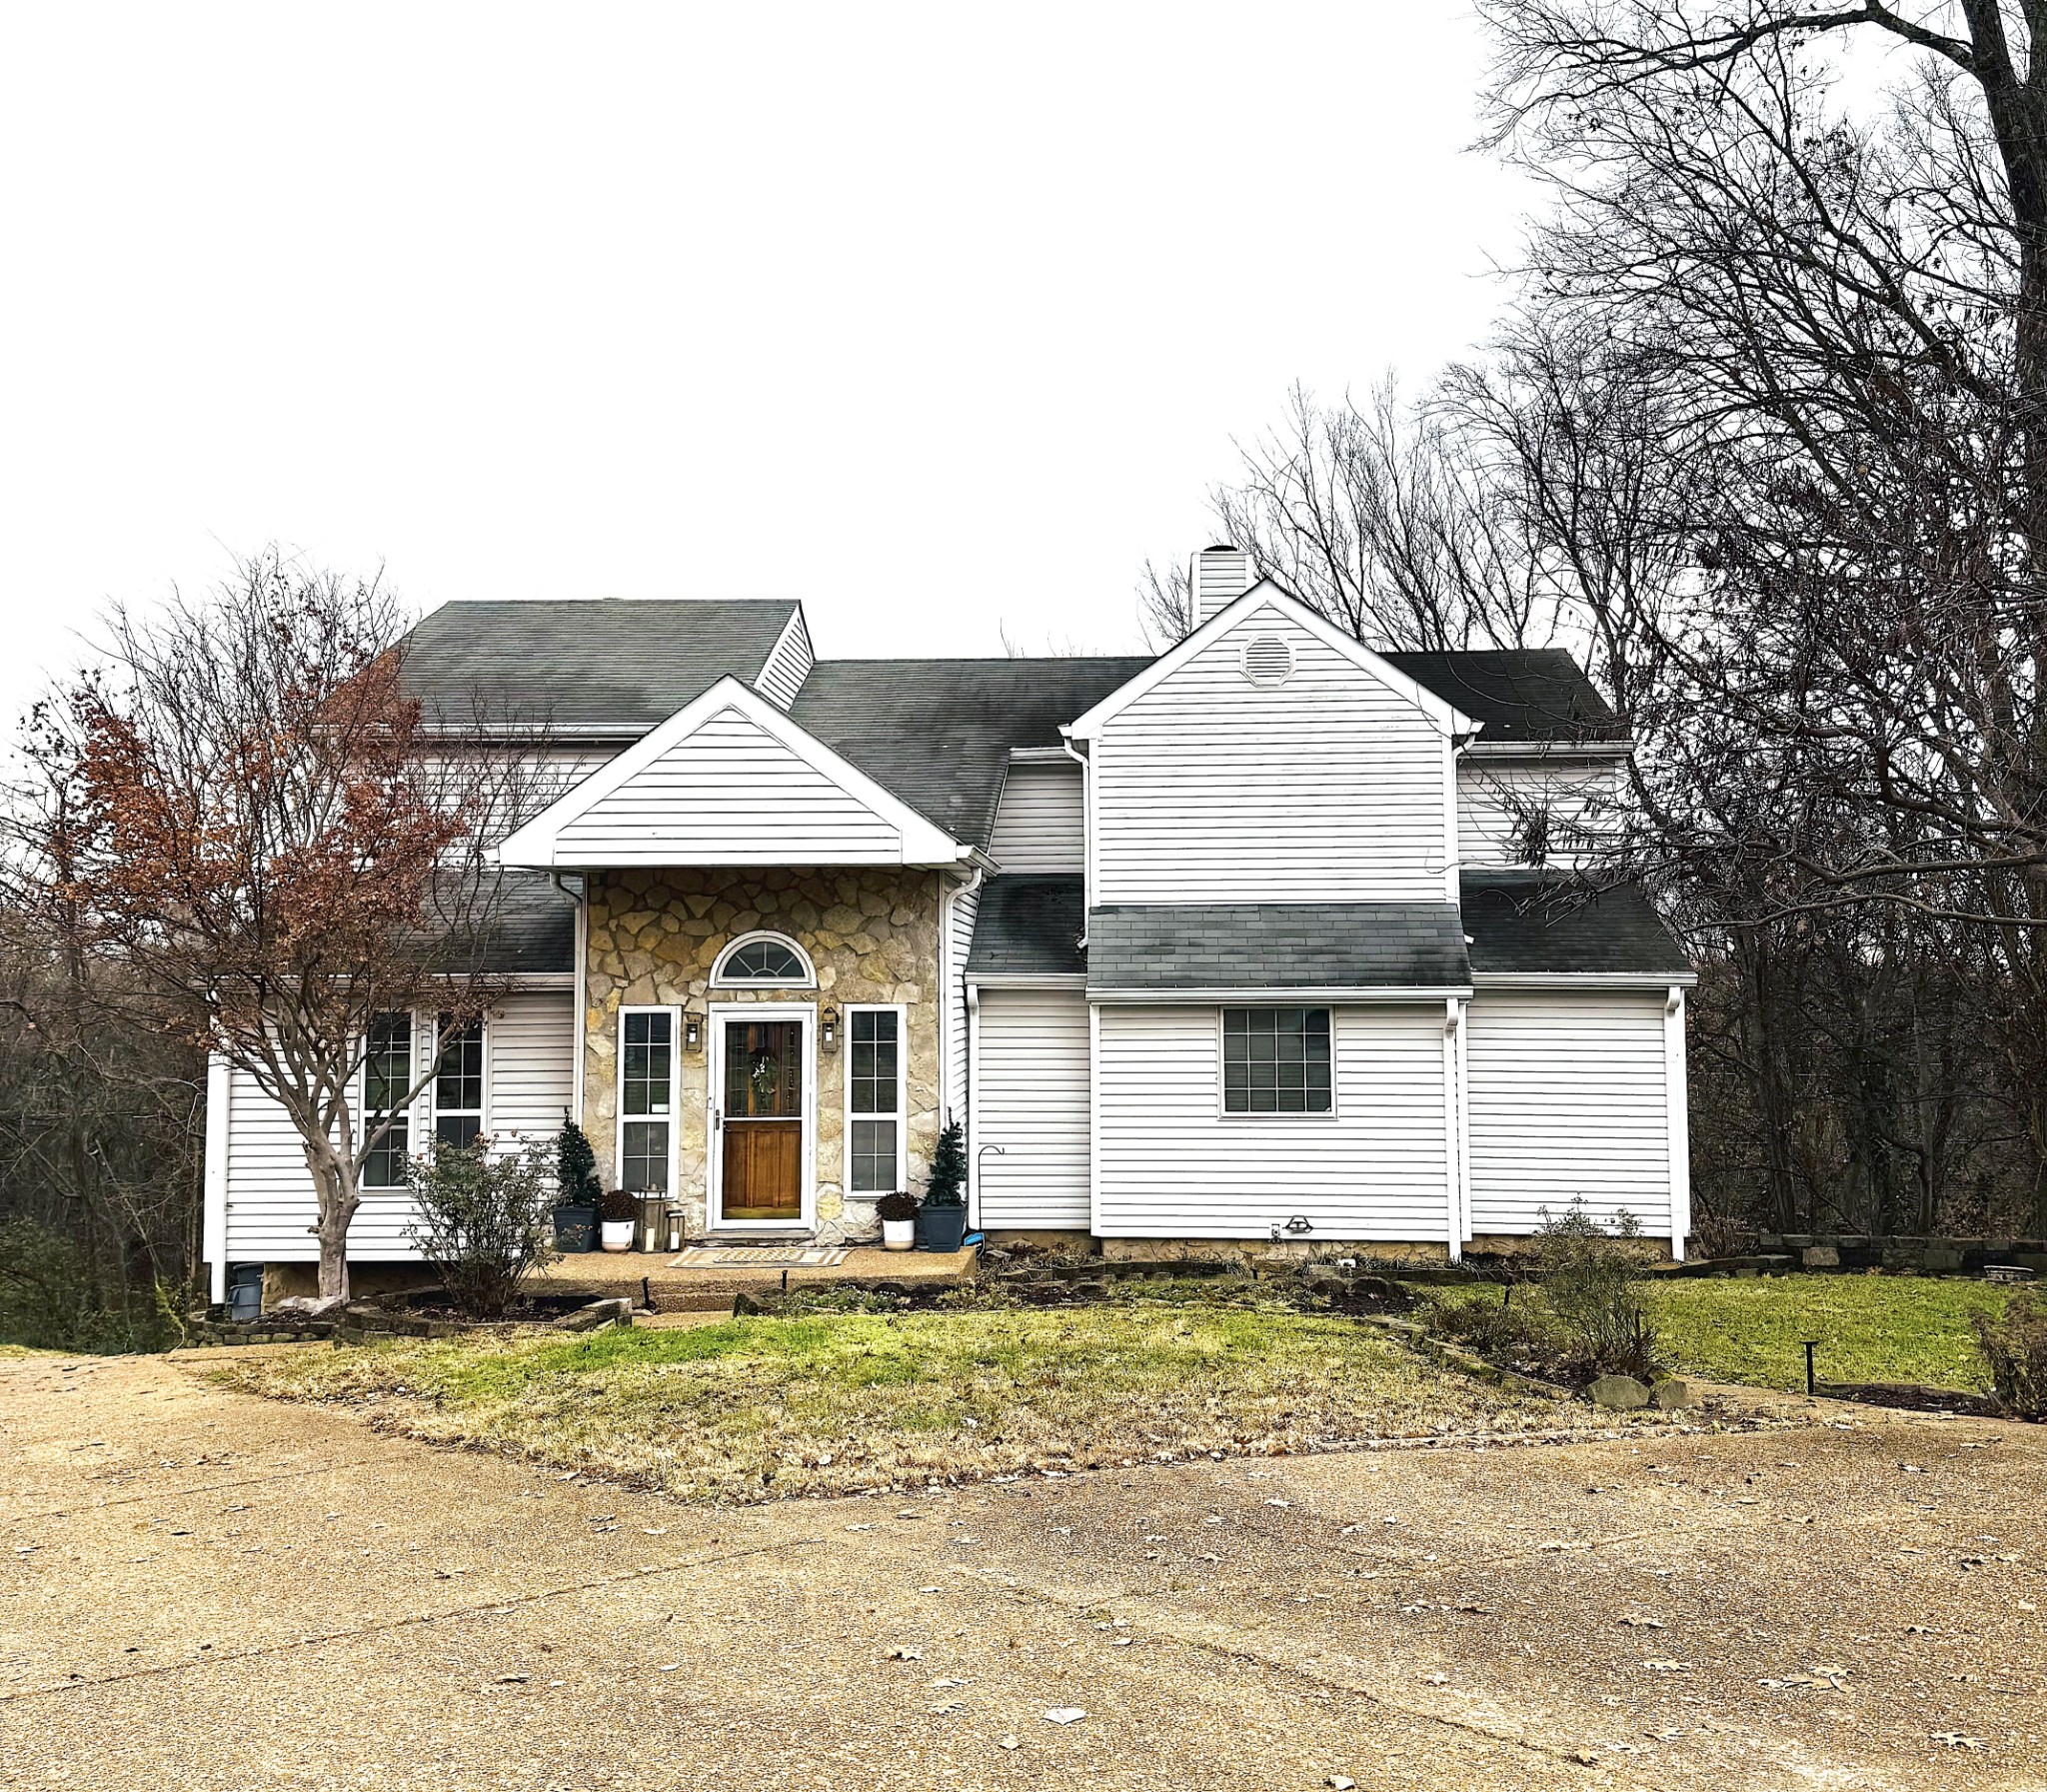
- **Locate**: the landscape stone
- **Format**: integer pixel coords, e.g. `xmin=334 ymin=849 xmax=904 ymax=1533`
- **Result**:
xmin=1649 ymin=1378 xmax=1694 ymax=1410
xmin=1801 ymin=1244 xmax=1840 ymax=1269
xmin=1588 ymin=1374 xmax=1651 ymax=1411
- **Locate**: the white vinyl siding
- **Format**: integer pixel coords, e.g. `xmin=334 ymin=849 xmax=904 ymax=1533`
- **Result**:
xmin=755 ymin=608 xmax=815 ymax=711
xmin=989 ymin=765 xmax=1083 ymax=873
xmin=1091 ymin=605 xmax=1452 ymax=902
xmin=1464 ymin=990 xmax=1672 ymax=1235
xmin=555 ymin=704 xmax=903 ymax=865
xmin=1456 ymin=758 xmax=1621 ymax=869
xmin=1094 ymin=1003 xmax=1450 ymax=1238
xmin=216 ymin=991 xmax=577 ymax=1263
xmin=975 ymin=988 xmax=1090 ymax=1228
xmin=944 ymin=879 xmax=981 ymax=1125
xmin=480 ymin=990 xmax=578 ymax=1148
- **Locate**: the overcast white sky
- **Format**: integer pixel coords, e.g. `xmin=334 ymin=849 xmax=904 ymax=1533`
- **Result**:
xmin=0 ymin=3 xmax=1534 ymax=711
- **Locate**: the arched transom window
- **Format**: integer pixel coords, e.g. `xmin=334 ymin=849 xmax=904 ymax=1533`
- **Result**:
xmin=712 ymin=931 xmax=816 ymax=987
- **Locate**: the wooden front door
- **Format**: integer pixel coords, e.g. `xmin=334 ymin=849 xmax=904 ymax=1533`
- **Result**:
xmin=719 ymin=1019 xmax=805 ymax=1221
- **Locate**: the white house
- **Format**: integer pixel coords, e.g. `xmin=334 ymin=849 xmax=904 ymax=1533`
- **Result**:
xmin=202 ymin=549 xmax=1693 ymax=1298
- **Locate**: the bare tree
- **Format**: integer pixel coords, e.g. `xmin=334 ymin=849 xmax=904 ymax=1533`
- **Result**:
xmin=1139 ymin=381 xmax=1562 ymax=651
xmin=20 ymin=552 xmax=551 ymax=1300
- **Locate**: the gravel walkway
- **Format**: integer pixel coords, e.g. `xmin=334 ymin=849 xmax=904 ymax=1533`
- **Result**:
xmin=2 ymin=1352 xmax=2042 ymax=1789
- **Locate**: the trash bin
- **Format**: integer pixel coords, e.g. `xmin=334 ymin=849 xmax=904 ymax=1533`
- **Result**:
xmin=227 ymin=1264 xmax=263 ymax=1322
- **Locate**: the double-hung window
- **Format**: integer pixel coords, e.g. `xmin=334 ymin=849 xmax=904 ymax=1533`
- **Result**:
xmin=363 ymin=1012 xmax=413 ymax=1188
xmin=434 ymin=1014 xmax=485 ymax=1148
xmin=620 ymin=1009 xmax=675 ymax=1192
xmin=847 ymin=1006 xmax=905 ymax=1193
xmin=1222 ymin=1007 xmax=1332 ymax=1114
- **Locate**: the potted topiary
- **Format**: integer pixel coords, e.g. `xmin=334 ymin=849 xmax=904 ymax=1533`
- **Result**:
xmin=877 ymin=1188 xmax=920 ymax=1251
xmin=552 ymin=1116 xmax=602 ymax=1252
xmin=916 ymin=1120 xmax=971 ymax=1252
xmin=599 ymin=1186 xmax=637 ymax=1252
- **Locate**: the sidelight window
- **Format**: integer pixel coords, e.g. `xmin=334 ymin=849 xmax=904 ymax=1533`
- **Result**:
xmin=846 ymin=1005 xmax=905 ymax=1193
xmin=620 ymin=1008 xmax=676 ymax=1192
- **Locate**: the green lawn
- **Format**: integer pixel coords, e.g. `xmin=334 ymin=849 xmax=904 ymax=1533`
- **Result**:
xmin=1645 ymin=1274 xmax=2010 ymax=1394
xmin=211 ymin=1304 xmax=1579 ymax=1501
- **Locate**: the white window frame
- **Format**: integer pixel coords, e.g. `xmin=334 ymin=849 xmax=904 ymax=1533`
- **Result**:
xmin=616 ymin=1004 xmax=682 ymax=1196
xmin=712 ymin=930 xmax=817 ymax=988
xmin=360 ymin=1009 xmax=419 ymax=1190
xmin=1215 ymin=1005 xmax=1339 ymax=1121
xmin=429 ymin=1011 xmax=490 ymax=1150
xmin=843 ymin=1001 xmax=909 ymax=1196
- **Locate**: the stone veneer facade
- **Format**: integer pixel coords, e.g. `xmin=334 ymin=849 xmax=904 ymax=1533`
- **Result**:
xmin=581 ymin=867 xmax=947 ymax=1244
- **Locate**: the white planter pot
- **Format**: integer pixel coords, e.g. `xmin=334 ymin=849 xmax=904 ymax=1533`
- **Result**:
xmin=882 ymin=1218 xmax=915 ymax=1251
xmin=600 ymin=1219 xmax=636 ymax=1252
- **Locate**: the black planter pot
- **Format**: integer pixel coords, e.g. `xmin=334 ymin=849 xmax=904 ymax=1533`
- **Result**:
xmin=916 ymin=1201 xmax=970 ymax=1252
xmin=553 ymin=1202 xmax=599 ymax=1253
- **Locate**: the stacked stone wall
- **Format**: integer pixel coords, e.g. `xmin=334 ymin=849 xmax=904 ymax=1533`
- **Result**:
xmin=582 ymin=867 xmax=943 ymax=1244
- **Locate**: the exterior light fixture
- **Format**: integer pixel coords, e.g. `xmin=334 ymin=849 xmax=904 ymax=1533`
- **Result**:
xmin=821 ymin=1005 xmax=841 ymax=1052
xmin=682 ymin=1007 xmax=703 ymax=1052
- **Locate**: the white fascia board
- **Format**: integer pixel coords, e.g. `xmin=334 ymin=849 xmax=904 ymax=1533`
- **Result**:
xmin=1008 ymin=746 xmax=1075 ymax=765
xmin=1087 ymin=984 xmax=1475 ymax=1004
xmin=496 ymin=675 xmax=970 ymax=870
xmin=1064 ymin=580 xmax=1477 ymax=741
xmin=1470 ymin=970 xmax=1699 ymax=989
xmin=964 ymin=971 xmax=1089 ymax=988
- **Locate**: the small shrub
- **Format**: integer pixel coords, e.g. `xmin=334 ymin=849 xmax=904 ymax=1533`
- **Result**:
xmin=1974 ymin=1291 xmax=2047 ymax=1418
xmin=599 ymin=1186 xmax=637 ymax=1223
xmin=876 ymin=1189 xmax=921 ymax=1222
xmin=404 ymin=1138 xmax=559 ymax=1318
xmin=1424 ymin=1284 xmax=1554 ymax=1360
xmin=1534 ymin=1201 xmax=1659 ymax=1381
xmin=555 ymin=1116 xmax=601 ymax=1207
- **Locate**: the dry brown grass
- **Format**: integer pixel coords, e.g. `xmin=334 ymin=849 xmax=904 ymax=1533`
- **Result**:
xmin=210 ymin=1304 xmax=1588 ymax=1501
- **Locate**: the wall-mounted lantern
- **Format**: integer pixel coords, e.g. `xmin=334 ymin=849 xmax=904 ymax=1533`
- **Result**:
xmin=821 ymin=1005 xmax=841 ymax=1053
xmin=682 ymin=1006 xmax=704 ymax=1053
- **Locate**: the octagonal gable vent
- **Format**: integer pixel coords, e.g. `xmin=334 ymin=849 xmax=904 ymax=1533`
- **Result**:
xmin=1240 ymin=634 xmax=1294 ymax=689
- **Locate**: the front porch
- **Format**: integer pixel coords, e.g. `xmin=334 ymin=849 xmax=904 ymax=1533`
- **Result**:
xmin=527 ymin=1242 xmax=980 ymax=1310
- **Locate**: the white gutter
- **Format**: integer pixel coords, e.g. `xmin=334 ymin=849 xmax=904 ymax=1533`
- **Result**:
xmin=1470 ymin=970 xmax=1698 ymax=989
xmin=1087 ymin=985 xmax=1476 ymax=1004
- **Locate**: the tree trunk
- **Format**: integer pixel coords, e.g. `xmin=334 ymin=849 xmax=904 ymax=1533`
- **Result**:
xmin=302 ymin=1137 xmax=359 ymax=1303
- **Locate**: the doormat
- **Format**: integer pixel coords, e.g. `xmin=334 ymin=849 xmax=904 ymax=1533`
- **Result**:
xmin=675 ymin=1246 xmax=850 ymax=1269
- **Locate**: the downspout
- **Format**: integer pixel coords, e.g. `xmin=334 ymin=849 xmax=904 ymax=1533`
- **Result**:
xmin=1061 ymin=734 xmax=1091 ymax=940
xmin=966 ymin=980 xmax=982 ymax=1228
xmin=938 ymin=859 xmax=988 ymax=1131
xmin=1442 ymin=999 xmax=1463 ymax=1266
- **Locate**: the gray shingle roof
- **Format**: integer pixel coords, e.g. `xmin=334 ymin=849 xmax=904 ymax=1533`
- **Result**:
xmin=1088 ymin=902 xmax=1471 ymax=993
xmin=1461 ymin=872 xmax=1689 ymax=976
xmin=793 ymin=659 xmax=1153 ymax=849
xmin=965 ymin=876 xmax=1086 ymax=977
xmin=395 ymin=597 xmax=1622 ymax=850
xmin=398 ymin=599 xmax=799 ymax=735
xmin=476 ymin=872 xmax=579 ymax=973
xmin=1386 ymin=649 xmax=1626 ymax=744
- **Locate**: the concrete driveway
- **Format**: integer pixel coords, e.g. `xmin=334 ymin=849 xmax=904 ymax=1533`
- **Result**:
xmin=2 ymin=1350 xmax=2043 ymax=1791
